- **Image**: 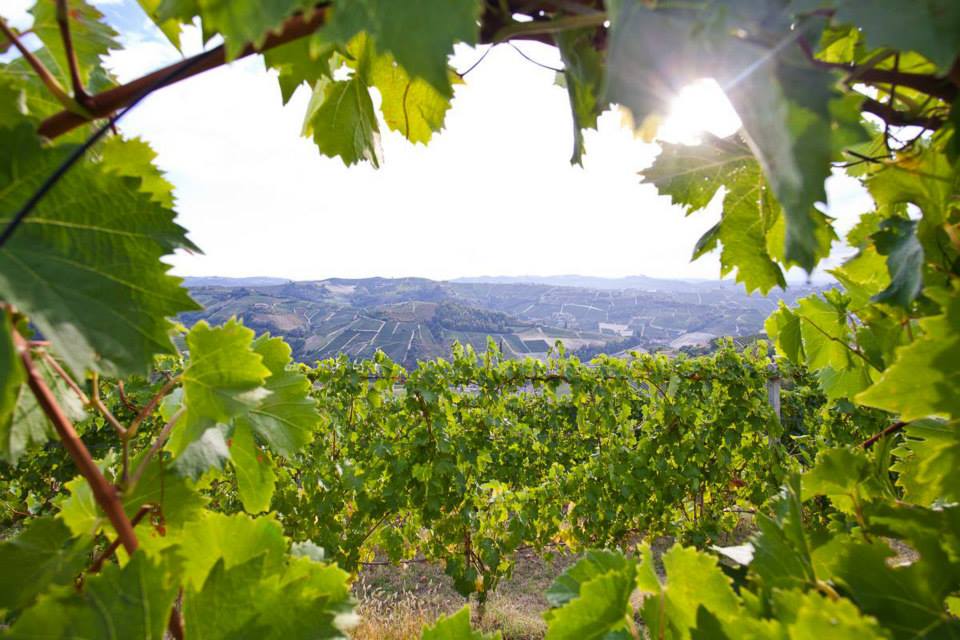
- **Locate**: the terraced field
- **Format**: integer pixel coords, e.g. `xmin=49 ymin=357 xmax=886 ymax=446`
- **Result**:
xmin=181 ymin=276 xmax=820 ymax=366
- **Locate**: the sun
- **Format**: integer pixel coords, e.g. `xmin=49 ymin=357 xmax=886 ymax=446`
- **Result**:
xmin=657 ymin=78 xmax=742 ymax=145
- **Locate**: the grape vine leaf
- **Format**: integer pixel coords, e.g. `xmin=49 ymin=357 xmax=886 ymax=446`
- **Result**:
xmin=543 ymin=550 xmax=637 ymax=640
xmin=556 ymin=28 xmax=605 ymax=165
xmin=829 ymin=0 xmax=960 ymax=72
xmin=421 ymin=606 xmax=502 ymax=640
xmin=232 ymin=421 xmax=277 ymax=513
xmin=185 ymin=556 xmax=271 ymax=638
xmin=366 ymin=48 xmax=455 ymax=146
xmin=29 ymin=0 xmax=118 ymax=91
xmin=870 ymin=217 xmax=924 ymax=308
xmin=7 ymin=551 xmax=178 ymax=639
xmin=545 ymin=550 xmax=632 ymax=608
xmin=136 ymin=0 xmax=184 ymax=49
xmin=192 ymin=0 xmax=310 ymax=60
xmin=643 ymin=138 xmax=788 ymax=293
xmin=177 ymin=512 xmax=287 ymax=589
xmin=857 ymin=289 xmax=960 ymax=420
xmin=892 ymin=419 xmax=960 ymax=504
xmin=302 ymin=76 xmax=383 ymax=167
xmin=239 ymin=334 xmax=318 ymax=457
xmin=58 ymin=453 xmax=206 ymax=538
xmin=772 ymin=589 xmax=888 ymax=638
xmin=99 ymin=136 xmax=177 ymax=209
xmin=0 ymin=312 xmax=25 ymax=447
xmin=821 ymin=529 xmax=960 ymax=638
xmin=0 ymin=125 xmax=201 ymax=377
xmin=323 ymin=0 xmax=480 ymax=96
xmin=765 ymin=302 xmax=804 ymax=364
xmin=263 ymin=35 xmax=335 ymax=105
xmin=0 ymin=517 xmax=92 ymax=613
xmin=639 ymin=545 xmax=741 ymax=637
xmin=181 ymin=320 xmax=271 ymax=425
xmin=608 ymin=1 xmax=846 ymax=271
xmin=0 ymin=353 xmax=86 ymax=466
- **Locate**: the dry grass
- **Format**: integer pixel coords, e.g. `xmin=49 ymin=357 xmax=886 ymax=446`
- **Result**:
xmin=351 ymin=551 xmax=579 ymax=640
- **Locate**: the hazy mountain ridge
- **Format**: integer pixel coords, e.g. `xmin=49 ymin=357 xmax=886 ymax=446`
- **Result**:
xmin=180 ymin=276 xmax=819 ymax=367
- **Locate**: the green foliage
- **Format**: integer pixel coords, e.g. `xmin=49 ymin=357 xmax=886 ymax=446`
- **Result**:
xmin=0 ymin=517 xmax=92 ymax=614
xmin=0 ymin=124 xmax=200 ymax=378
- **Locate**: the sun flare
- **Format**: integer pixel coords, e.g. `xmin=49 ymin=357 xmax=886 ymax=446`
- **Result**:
xmin=657 ymin=78 xmax=742 ymax=145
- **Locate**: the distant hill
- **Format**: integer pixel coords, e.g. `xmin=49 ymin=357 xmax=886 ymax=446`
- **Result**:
xmin=180 ymin=276 xmax=819 ymax=367
xmin=452 ymin=274 xmax=718 ymax=292
xmin=182 ymin=276 xmax=292 ymax=288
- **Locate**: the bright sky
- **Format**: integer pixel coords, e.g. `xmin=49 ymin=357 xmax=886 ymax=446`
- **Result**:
xmin=5 ymin=1 xmax=871 ymax=283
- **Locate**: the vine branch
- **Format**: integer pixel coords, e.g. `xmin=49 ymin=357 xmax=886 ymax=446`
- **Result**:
xmin=0 ymin=15 xmax=75 ymax=109
xmin=55 ymin=0 xmax=91 ymax=106
xmin=127 ymin=406 xmax=185 ymax=491
xmin=12 ymin=330 xmax=139 ymax=555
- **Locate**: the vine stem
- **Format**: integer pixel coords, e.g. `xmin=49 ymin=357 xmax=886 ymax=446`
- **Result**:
xmin=127 ymin=406 xmax=185 ymax=491
xmin=0 ymin=15 xmax=75 ymax=110
xmin=861 ymin=421 xmax=907 ymax=449
xmin=128 ymin=375 xmax=180 ymax=438
xmin=12 ymin=330 xmax=139 ymax=554
xmin=88 ymin=504 xmax=154 ymax=573
xmin=56 ymin=0 xmax=91 ymax=106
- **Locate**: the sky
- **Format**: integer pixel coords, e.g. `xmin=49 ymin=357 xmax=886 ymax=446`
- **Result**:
xmin=4 ymin=1 xmax=872 ymax=283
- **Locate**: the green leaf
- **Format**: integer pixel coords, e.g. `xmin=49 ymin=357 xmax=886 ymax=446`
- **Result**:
xmin=0 ymin=125 xmax=201 ymax=377
xmin=765 ymin=302 xmax=804 ymax=364
xmin=177 ymin=512 xmax=287 ymax=589
xmin=323 ymin=0 xmax=480 ymax=95
xmin=302 ymin=77 xmax=383 ymax=167
xmin=367 ymin=47 xmax=454 ymax=145
xmin=0 ymin=312 xmax=26 ymax=445
xmin=644 ymin=136 xmax=753 ymax=215
xmin=0 ymin=517 xmax=92 ymax=612
xmin=58 ymin=452 xmax=206 ymax=538
xmin=723 ymin=46 xmax=838 ymax=272
xmin=796 ymin=294 xmax=850 ymax=371
xmin=556 ymin=28 xmax=605 ymax=165
xmin=182 ymin=320 xmax=271 ymax=424
xmin=421 ymin=606 xmax=502 ymax=640
xmin=194 ymin=0 xmax=309 ymax=59
xmin=99 ymin=136 xmax=178 ymax=209
xmin=137 ymin=0 xmax=184 ymax=49
xmin=29 ymin=0 xmax=118 ymax=91
xmin=717 ymin=159 xmax=788 ymax=294
xmin=263 ymin=35 xmax=335 ymax=105
xmin=546 ymin=550 xmax=632 ymax=608
xmin=0 ymin=353 xmax=86 ymax=466
xmin=822 ymin=528 xmax=960 ymax=639
xmin=644 ymin=137 xmax=787 ymax=293
xmin=892 ymin=419 xmax=960 ymax=504
xmin=8 ymin=551 xmax=178 ymax=639
xmin=544 ymin=550 xmax=637 ymax=640
xmin=870 ymin=217 xmax=924 ymax=308
xmin=857 ymin=289 xmax=960 ymax=420
xmin=692 ymin=222 xmax=721 ymax=261
xmin=639 ymin=545 xmax=741 ymax=637
xmin=184 ymin=555 xmax=270 ymax=639
xmin=232 ymin=421 xmax=277 ymax=513
xmin=239 ymin=334 xmax=318 ymax=457
xmin=831 ymin=0 xmax=960 ymax=72
xmin=772 ymin=589 xmax=888 ymax=638
xmin=173 ymin=423 xmax=231 ymax=480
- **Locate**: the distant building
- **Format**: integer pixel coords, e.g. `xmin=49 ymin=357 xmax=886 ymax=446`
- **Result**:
xmin=598 ymin=322 xmax=633 ymax=337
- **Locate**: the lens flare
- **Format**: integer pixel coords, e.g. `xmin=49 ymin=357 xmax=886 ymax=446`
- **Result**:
xmin=657 ymin=78 xmax=742 ymax=145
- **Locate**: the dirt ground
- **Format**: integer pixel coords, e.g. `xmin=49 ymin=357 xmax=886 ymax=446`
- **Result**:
xmin=351 ymin=550 xmax=580 ymax=640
